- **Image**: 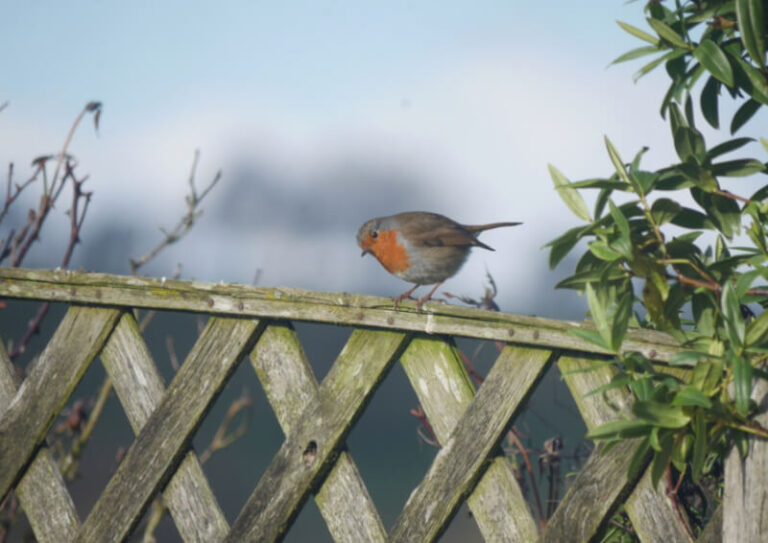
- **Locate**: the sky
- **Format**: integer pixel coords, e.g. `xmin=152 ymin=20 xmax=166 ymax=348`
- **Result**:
xmin=0 ymin=1 xmax=738 ymax=318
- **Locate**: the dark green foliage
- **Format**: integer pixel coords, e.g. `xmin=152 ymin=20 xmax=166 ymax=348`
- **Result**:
xmin=548 ymin=0 xmax=768 ymax=504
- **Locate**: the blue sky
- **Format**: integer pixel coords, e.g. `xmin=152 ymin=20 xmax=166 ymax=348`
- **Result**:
xmin=2 ymin=2 xmax=703 ymax=317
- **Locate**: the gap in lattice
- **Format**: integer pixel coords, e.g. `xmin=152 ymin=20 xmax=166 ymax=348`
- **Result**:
xmin=505 ymin=360 xmax=590 ymax=524
xmin=439 ymin=502 xmax=483 ymax=543
xmin=283 ymin=494 xmax=333 ymax=543
xmin=0 ymin=300 xmax=68 ymax=371
xmin=346 ymin=358 xmax=438 ymax=529
xmin=59 ymin=356 xmax=135 ymax=523
xmin=193 ymin=349 xmax=283 ymax=524
xmin=292 ymin=321 xmax=353 ymax=382
xmin=454 ymin=336 xmax=505 ymax=381
xmin=128 ymin=501 xmax=183 ymax=543
xmin=136 ymin=309 xmax=204 ymax=382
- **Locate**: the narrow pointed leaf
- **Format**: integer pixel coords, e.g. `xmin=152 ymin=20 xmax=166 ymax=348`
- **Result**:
xmin=693 ymin=39 xmax=735 ymax=86
xmin=617 ymin=20 xmax=660 ymax=45
xmin=736 ymin=0 xmax=766 ymax=69
xmin=647 ymin=18 xmax=690 ymax=49
xmin=549 ymin=163 xmax=591 ymax=222
xmin=733 ymin=354 xmax=753 ymax=415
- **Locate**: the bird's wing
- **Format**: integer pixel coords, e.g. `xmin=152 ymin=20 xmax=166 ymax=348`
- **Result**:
xmin=408 ymin=225 xmax=494 ymax=250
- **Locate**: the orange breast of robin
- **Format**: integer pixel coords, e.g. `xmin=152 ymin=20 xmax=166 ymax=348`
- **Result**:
xmin=369 ymin=229 xmax=410 ymax=274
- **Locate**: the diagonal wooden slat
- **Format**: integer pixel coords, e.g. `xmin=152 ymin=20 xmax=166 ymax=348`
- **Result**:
xmin=399 ymin=336 xmax=540 ymax=542
xmin=546 ymin=355 xmax=693 ymax=542
xmin=225 ymin=329 xmax=410 ymax=542
xmin=250 ymin=322 xmax=387 ymax=542
xmin=0 ymin=332 xmax=80 ymax=542
xmin=389 ymin=344 xmax=553 ymax=542
xmin=545 ymin=438 xmax=643 ymax=541
xmin=0 ymin=306 xmax=120 ymax=504
xmin=77 ymin=317 xmax=263 ymax=542
xmin=724 ymin=362 xmax=768 ymax=543
xmin=0 ymin=267 xmax=682 ymax=361
xmin=100 ymin=312 xmax=230 ymax=542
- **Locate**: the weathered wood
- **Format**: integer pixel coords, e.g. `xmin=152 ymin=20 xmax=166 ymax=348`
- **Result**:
xmin=0 ymin=267 xmax=681 ymax=360
xmin=724 ymin=364 xmax=768 ymax=542
xmin=0 ymin=306 xmax=120 ymax=503
xmin=226 ymin=329 xmax=409 ymax=542
xmin=389 ymin=344 xmax=552 ymax=542
xmin=697 ymin=505 xmax=721 ymax=543
xmin=399 ymin=337 xmax=540 ymax=542
xmin=545 ymin=439 xmax=643 ymax=541
xmin=250 ymin=322 xmax=387 ymax=542
xmin=547 ymin=355 xmax=693 ymax=542
xmin=100 ymin=312 xmax=230 ymax=542
xmin=0 ymin=339 xmax=80 ymax=542
xmin=77 ymin=317 xmax=263 ymax=542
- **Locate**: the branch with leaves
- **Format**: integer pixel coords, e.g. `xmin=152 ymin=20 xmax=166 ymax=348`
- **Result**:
xmin=547 ymin=1 xmax=768 ymax=536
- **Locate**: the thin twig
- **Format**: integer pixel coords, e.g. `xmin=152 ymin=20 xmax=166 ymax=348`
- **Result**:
xmin=130 ymin=150 xmax=222 ymax=275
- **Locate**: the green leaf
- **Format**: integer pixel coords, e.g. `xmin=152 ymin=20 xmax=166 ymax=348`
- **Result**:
xmin=584 ymin=375 xmax=633 ymax=397
xmin=549 ymin=164 xmax=591 ymax=222
xmin=604 ymin=137 xmax=640 ymax=194
xmin=672 ymin=434 xmax=692 ymax=472
xmin=634 ymin=48 xmax=688 ymax=82
xmin=691 ymin=410 xmax=707 ymax=482
xmin=608 ymin=199 xmax=633 ymax=259
xmin=588 ymin=240 xmax=624 ymax=261
xmin=692 ymin=188 xmax=741 ymax=239
xmin=721 ymin=281 xmax=746 ymax=347
xmin=611 ymin=291 xmax=633 ymax=351
xmin=732 ymin=354 xmax=753 ymax=415
xmin=617 ymin=20 xmax=660 ymax=46
xmin=746 ymin=311 xmax=768 ymax=347
xmin=674 ymin=127 xmax=707 ymax=163
xmin=566 ymin=178 xmax=627 ymax=190
xmin=587 ymin=419 xmax=653 ymax=440
xmin=671 ymin=207 xmax=716 ymax=229
xmin=651 ymin=198 xmax=681 ymax=225
xmin=693 ymin=39 xmax=735 ymax=86
xmin=736 ymin=0 xmax=766 ymax=69
xmin=650 ymin=432 xmax=675 ymax=487
xmin=586 ymin=283 xmax=612 ymax=348
xmin=712 ymin=159 xmax=766 ymax=177
xmin=731 ymin=99 xmax=761 ymax=134
xmin=628 ymin=436 xmax=653 ymax=483
xmin=733 ymin=56 xmax=768 ymax=105
xmin=672 ymin=386 xmax=713 ymax=408
xmin=706 ymin=137 xmax=755 ymax=160
xmin=568 ymin=328 xmax=612 ymax=351
xmin=610 ymin=45 xmax=662 ymax=65
xmin=692 ymin=358 xmax=724 ymax=396
xmin=647 ymin=18 xmax=691 ymax=50
xmin=546 ymin=226 xmax=583 ymax=269
xmin=700 ymin=76 xmax=720 ymax=129
xmin=669 ymin=350 xmax=705 ymax=366
xmin=633 ymin=401 xmax=691 ymax=428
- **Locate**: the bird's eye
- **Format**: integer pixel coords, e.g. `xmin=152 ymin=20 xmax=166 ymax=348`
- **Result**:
xmin=371 ymin=230 xmax=378 ymax=239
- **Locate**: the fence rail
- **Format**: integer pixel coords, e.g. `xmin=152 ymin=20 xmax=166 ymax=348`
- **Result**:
xmin=0 ymin=267 xmax=759 ymax=542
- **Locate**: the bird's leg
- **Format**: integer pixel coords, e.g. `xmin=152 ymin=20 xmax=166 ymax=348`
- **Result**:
xmin=393 ymin=284 xmax=421 ymax=309
xmin=416 ymin=282 xmax=444 ymax=309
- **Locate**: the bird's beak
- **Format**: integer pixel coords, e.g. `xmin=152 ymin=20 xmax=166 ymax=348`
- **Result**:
xmin=361 ymin=249 xmax=371 ymax=257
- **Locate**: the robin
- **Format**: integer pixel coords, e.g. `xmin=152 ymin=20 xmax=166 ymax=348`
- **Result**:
xmin=357 ymin=211 xmax=521 ymax=308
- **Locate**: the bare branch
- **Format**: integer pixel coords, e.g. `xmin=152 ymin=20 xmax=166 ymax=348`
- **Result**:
xmin=130 ymin=150 xmax=222 ymax=275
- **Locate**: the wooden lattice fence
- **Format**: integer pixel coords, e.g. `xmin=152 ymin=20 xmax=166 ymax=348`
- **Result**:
xmin=0 ymin=268 xmax=765 ymax=542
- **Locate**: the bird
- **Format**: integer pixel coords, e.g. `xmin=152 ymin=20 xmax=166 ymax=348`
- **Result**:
xmin=357 ymin=211 xmax=521 ymax=308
